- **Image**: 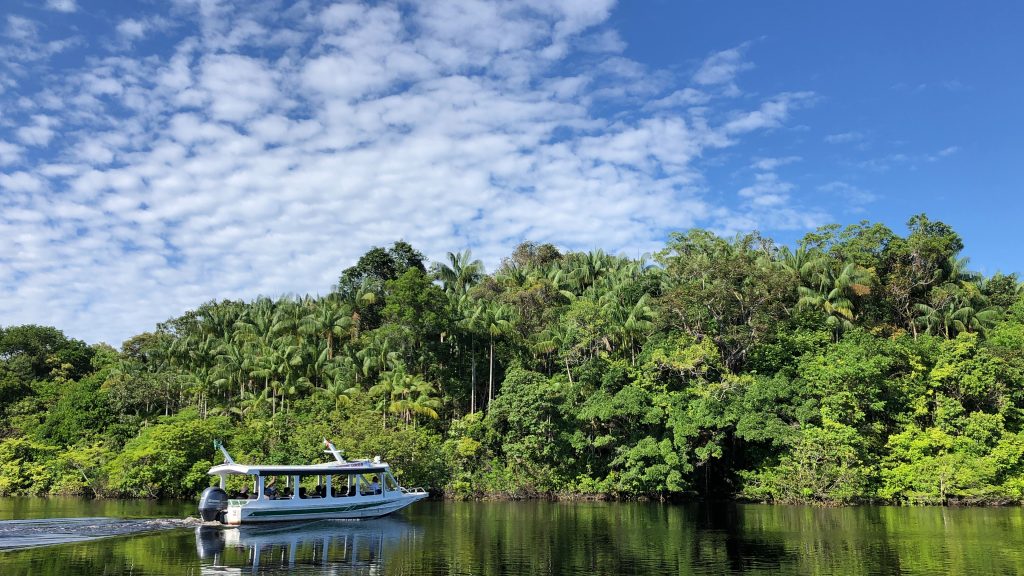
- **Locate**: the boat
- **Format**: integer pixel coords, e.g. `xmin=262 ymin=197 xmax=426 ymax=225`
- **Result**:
xmin=197 ymin=439 xmax=428 ymax=525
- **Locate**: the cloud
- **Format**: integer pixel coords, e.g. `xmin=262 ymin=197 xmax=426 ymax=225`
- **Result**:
xmin=818 ymin=181 xmax=876 ymax=211
xmin=5 ymin=16 xmax=38 ymax=41
xmin=737 ymin=172 xmax=793 ymax=207
xmin=45 ymin=0 xmax=78 ymax=13
xmin=693 ymin=45 xmax=752 ymax=87
xmin=824 ymin=131 xmax=863 ymax=144
xmin=929 ymin=145 xmax=959 ymax=160
xmin=722 ymin=92 xmax=814 ymax=135
xmin=751 ymin=156 xmax=801 ymax=171
xmin=0 ymin=0 xmax=819 ymax=345
xmin=117 ymin=19 xmax=148 ymax=41
xmin=15 ymin=114 xmax=58 ymax=146
xmin=0 ymin=141 xmax=24 ymax=165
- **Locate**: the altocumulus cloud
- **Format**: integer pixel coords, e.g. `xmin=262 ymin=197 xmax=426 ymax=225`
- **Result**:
xmin=0 ymin=0 xmax=820 ymax=345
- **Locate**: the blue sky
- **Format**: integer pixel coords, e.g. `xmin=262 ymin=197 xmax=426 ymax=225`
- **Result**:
xmin=0 ymin=0 xmax=1020 ymax=345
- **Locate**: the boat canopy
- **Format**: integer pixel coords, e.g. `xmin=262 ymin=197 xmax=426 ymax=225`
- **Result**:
xmin=208 ymin=461 xmax=389 ymax=477
xmin=206 ymin=439 xmax=389 ymax=477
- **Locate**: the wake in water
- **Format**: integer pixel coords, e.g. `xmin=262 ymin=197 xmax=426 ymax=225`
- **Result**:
xmin=0 ymin=516 xmax=204 ymax=550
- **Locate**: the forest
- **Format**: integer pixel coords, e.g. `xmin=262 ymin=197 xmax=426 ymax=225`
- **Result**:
xmin=2 ymin=214 xmax=1023 ymax=505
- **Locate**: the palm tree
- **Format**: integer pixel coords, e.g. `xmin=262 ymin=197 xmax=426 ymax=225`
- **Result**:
xmin=473 ymin=301 xmax=514 ymax=409
xmin=534 ymin=322 xmax=581 ymax=383
xmin=432 ymin=250 xmax=485 ymax=295
xmin=368 ymin=369 xmax=405 ymax=429
xmin=798 ymin=262 xmax=872 ymax=340
xmin=915 ymin=280 xmax=999 ymax=338
xmin=318 ymin=361 xmax=359 ymax=411
xmin=301 ymin=297 xmax=352 ymax=363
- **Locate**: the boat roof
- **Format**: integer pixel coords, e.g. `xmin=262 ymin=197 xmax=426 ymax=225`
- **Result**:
xmin=208 ymin=460 xmax=389 ymax=476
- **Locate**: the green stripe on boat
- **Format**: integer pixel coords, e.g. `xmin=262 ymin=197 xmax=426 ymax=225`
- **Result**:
xmin=247 ymin=501 xmax=392 ymax=517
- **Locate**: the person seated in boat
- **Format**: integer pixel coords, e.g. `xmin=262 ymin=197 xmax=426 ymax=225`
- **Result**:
xmin=313 ymin=484 xmax=325 ymax=498
xmin=238 ymin=486 xmax=249 ymax=499
xmin=361 ymin=476 xmax=381 ymax=495
xmin=264 ymin=479 xmax=278 ymax=499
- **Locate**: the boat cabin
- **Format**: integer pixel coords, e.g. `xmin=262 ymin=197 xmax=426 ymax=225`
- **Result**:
xmin=199 ymin=439 xmax=427 ymax=524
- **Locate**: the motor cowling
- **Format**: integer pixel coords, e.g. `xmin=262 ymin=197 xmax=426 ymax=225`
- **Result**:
xmin=199 ymin=486 xmax=229 ymax=522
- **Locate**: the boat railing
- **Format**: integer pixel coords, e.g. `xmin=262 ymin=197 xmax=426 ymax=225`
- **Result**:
xmin=400 ymin=487 xmax=427 ymax=494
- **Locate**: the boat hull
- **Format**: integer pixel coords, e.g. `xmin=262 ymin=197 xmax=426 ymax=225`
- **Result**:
xmin=224 ymin=493 xmax=427 ymax=525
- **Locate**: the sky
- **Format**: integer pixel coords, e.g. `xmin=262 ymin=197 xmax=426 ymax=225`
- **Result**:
xmin=1 ymin=0 xmax=1021 ymax=346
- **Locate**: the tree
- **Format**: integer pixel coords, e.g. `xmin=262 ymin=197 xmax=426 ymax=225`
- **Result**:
xmin=656 ymin=230 xmax=789 ymax=371
xmin=797 ymin=262 xmax=873 ymax=340
xmin=431 ymin=249 xmax=485 ymax=296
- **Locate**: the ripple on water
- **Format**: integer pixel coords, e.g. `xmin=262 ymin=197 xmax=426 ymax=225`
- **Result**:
xmin=0 ymin=516 xmax=200 ymax=550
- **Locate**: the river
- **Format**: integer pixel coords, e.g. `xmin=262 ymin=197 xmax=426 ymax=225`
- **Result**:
xmin=1 ymin=497 xmax=1023 ymax=574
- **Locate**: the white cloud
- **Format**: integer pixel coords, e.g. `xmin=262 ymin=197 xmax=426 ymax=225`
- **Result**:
xmin=117 ymin=19 xmax=148 ymax=41
xmin=929 ymin=145 xmax=959 ymax=160
xmin=818 ymin=181 xmax=877 ymax=211
xmin=16 ymin=114 xmax=58 ymax=146
xmin=0 ymin=0 xmax=820 ymax=345
xmin=5 ymin=16 xmax=38 ymax=41
xmin=723 ymin=92 xmax=814 ymax=135
xmin=0 ymin=141 xmax=23 ymax=165
xmin=693 ymin=45 xmax=752 ymax=88
xmin=752 ymin=156 xmax=801 ymax=171
xmin=200 ymin=54 xmax=280 ymax=122
xmin=824 ymin=131 xmax=863 ymax=144
xmin=45 ymin=0 xmax=78 ymax=13
xmin=737 ymin=172 xmax=793 ymax=207
xmin=0 ymin=171 xmax=45 ymax=192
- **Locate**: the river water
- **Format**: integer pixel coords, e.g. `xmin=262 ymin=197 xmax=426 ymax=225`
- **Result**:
xmin=1 ymin=497 xmax=1023 ymax=575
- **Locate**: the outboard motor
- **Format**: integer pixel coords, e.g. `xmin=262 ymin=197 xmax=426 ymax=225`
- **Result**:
xmin=199 ymin=486 xmax=229 ymax=522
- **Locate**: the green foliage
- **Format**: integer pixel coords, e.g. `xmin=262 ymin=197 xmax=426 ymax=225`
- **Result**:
xmin=104 ymin=411 xmax=229 ymax=498
xmin=0 ymin=438 xmax=58 ymax=496
xmin=5 ymin=218 xmax=1024 ymax=505
xmin=741 ymin=423 xmax=872 ymax=504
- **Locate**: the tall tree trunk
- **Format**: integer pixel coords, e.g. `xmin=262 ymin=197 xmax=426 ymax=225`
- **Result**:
xmin=488 ymin=338 xmax=495 ymax=409
xmin=470 ymin=343 xmax=477 ymax=414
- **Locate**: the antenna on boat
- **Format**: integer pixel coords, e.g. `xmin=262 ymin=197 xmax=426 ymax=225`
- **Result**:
xmin=214 ymin=439 xmax=234 ymax=464
xmin=323 ymin=438 xmax=346 ymax=463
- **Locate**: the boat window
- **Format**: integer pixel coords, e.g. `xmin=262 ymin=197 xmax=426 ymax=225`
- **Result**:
xmin=384 ymin=473 xmax=399 ymax=492
xmin=300 ymin=476 xmax=325 ymax=498
xmin=262 ymin=475 xmax=290 ymax=499
xmin=330 ymin=474 xmax=356 ymax=497
xmin=225 ymin=476 xmax=257 ymax=499
xmin=359 ymin=474 xmax=382 ymax=495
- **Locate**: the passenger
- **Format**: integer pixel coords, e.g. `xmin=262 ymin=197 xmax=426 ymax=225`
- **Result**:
xmin=264 ymin=479 xmax=278 ymax=499
xmin=238 ymin=486 xmax=249 ymax=499
xmin=370 ymin=476 xmax=381 ymax=494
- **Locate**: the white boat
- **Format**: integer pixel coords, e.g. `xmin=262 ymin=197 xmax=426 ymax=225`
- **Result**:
xmin=198 ymin=439 xmax=428 ymax=525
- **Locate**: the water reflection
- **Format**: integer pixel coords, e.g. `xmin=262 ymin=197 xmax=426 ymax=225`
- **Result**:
xmin=195 ymin=518 xmax=421 ymax=575
xmin=3 ymin=500 xmax=1024 ymax=575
